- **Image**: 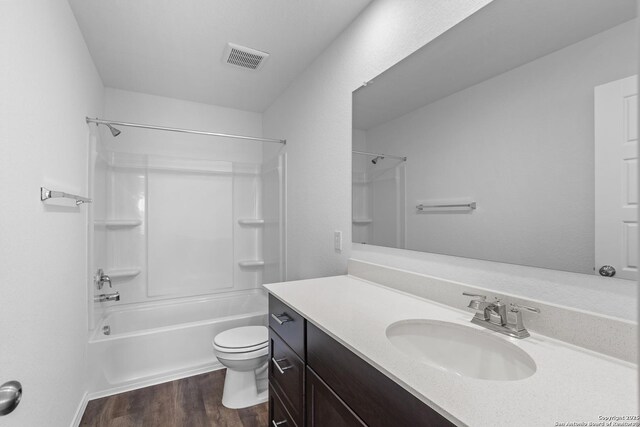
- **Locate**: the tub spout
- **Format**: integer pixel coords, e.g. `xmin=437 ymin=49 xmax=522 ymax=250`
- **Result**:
xmin=94 ymin=292 xmax=120 ymax=303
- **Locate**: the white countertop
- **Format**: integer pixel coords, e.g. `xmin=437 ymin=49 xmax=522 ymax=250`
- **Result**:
xmin=264 ymin=275 xmax=638 ymax=427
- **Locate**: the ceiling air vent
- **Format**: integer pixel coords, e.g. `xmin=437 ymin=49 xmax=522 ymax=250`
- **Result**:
xmin=223 ymin=43 xmax=269 ymax=71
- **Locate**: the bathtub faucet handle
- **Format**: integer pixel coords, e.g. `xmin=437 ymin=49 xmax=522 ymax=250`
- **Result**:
xmin=95 ymin=268 xmax=112 ymax=289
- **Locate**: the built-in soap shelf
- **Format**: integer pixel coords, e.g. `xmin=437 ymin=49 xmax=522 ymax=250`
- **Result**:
xmin=237 ymin=218 xmax=265 ymax=226
xmin=95 ymin=219 xmax=142 ymax=228
xmin=352 ymin=218 xmax=373 ymax=224
xmin=106 ymin=268 xmax=141 ymax=279
xmin=238 ymin=260 xmax=265 ymax=268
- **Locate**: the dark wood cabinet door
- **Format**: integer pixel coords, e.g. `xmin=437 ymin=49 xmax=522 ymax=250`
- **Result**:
xmin=306 ymin=367 xmax=366 ymax=427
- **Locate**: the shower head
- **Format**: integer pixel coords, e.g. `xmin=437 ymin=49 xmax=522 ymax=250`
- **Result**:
xmin=371 ymin=156 xmax=384 ymax=164
xmin=106 ymin=124 xmax=121 ymax=137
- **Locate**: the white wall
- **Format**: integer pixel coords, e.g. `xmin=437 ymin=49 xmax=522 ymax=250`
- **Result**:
xmin=102 ymin=88 xmax=263 ymax=163
xmin=263 ymin=0 xmax=493 ymax=280
xmin=0 ymin=0 xmax=104 ymax=426
xmin=364 ymin=20 xmax=637 ymax=274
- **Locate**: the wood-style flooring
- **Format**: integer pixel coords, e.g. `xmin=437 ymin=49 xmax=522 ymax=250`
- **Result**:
xmin=80 ymin=370 xmax=268 ymax=427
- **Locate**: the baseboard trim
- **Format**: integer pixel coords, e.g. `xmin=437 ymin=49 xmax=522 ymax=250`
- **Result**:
xmin=87 ymin=362 xmax=224 ymax=401
xmin=70 ymin=391 xmax=89 ymax=427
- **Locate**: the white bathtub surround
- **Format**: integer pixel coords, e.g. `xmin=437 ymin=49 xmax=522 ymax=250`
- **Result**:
xmin=92 ymin=89 xmax=273 ymax=309
xmin=264 ymin=276 xmax=638 ymax=426
xmin=90 ymin=91 xmax=286 ymax=313
xmin=87 ymin=290 xmax=267 ymax=398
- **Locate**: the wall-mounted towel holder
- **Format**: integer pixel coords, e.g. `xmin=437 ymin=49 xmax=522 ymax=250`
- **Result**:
xmin=416 ymin=201 xmax=476 ymax=211
xmin=40 ymin=187 xmax=92 ymax=205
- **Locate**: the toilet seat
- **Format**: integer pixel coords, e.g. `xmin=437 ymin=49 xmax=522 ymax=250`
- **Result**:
xmin=214 ymin=341 xmax=268 ymax=353
xmin=214 ymin=345 xmax=269 ymax=361
xmin=213 ymin=326 xmax=268 ymax=354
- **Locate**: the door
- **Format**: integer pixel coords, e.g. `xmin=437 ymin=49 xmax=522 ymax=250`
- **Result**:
xmin=306 ymin=367 xmax=366 ymax=427
xmin=595 ymin=75 xmax=638 ymax=280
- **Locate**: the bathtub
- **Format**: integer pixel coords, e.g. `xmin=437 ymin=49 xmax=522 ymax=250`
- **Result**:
xmin=87 ymin=289 xmax=267 ymax=398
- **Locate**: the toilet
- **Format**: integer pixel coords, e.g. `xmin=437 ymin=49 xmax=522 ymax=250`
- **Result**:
xmin=213 ymin=325 xmax=269 ymax=409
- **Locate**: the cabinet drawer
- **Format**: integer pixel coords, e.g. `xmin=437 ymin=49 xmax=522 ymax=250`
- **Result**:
xmin=269 ymin=294 xmax=305 ymax=360
xmin=270 ymin=384 xmax=298 ymax=427
xmin=307 ymin=367 xmax=366 ymax=427
xmin=307 ymin=322 xmax=454 ymax=427
xmin=270 ymin=329 xmax=304 ymax=426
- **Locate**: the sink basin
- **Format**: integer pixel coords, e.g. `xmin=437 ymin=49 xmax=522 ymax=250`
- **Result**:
xmin=386 ymin=319 xmax=536 ymax=381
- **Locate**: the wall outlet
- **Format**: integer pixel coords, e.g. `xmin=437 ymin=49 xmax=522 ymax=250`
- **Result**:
xmin=334 ymin=230 xmax=342 ymax=252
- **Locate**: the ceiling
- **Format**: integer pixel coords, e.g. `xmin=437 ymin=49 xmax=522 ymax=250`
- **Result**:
xmin=68 ymin=0 xmax=372 ymax=112
xmin=353 ymin=0 xmax=637 ymax=130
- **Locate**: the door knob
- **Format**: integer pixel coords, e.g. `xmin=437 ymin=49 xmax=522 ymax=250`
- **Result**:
xmin=598 ymin=265 xmax=616 ymax=277
xmin=0 ymin=381 xmax=22 ymax=416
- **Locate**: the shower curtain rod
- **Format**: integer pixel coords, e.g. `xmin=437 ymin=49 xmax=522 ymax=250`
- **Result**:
xmin=352 ymin=150 xmax=407 ymax=161
xmin=86 ymin=117 xmax=286 ymax=144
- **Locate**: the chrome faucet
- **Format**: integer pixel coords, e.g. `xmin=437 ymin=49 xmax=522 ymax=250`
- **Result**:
xmin=95 ymin=268 xmax=112 ymax=290
xmin=94 ymin=292 xmax=120 ymax=303
xmin=463 ymin=292 xmax=539 ymax=339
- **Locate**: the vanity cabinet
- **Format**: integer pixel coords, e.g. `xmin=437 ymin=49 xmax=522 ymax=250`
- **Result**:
xmin=268 ymin=294 xmax=454 ymax=427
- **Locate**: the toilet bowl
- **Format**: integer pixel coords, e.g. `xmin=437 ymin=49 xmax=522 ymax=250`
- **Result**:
xmin=213 ymin=325 xmax=269 ymax=409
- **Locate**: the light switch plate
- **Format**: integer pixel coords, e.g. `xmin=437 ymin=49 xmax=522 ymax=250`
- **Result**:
xmin=334 ymin=230 xmax=342 ymax=252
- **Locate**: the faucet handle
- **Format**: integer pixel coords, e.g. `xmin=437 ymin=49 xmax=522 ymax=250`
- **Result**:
xmin=510 ymin=303 xmax=540 ymax=313
xmin=96 ymin=268 xmax=112 ymax=288
xmin=462 ymin=292 xmax=486 ymax=300
xmin=464 ymin=292 xmax=489 ymax=321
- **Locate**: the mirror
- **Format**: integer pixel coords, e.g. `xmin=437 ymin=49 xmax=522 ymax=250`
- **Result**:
xmin=352 ymin=0 xmax=638 ymax=277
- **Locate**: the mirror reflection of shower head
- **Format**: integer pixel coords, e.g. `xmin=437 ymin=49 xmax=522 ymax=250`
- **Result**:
xmin=371 ymin=156 xmax=384 ymax=164
xmin=106 ymin=124 xmax=121 ymax=137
